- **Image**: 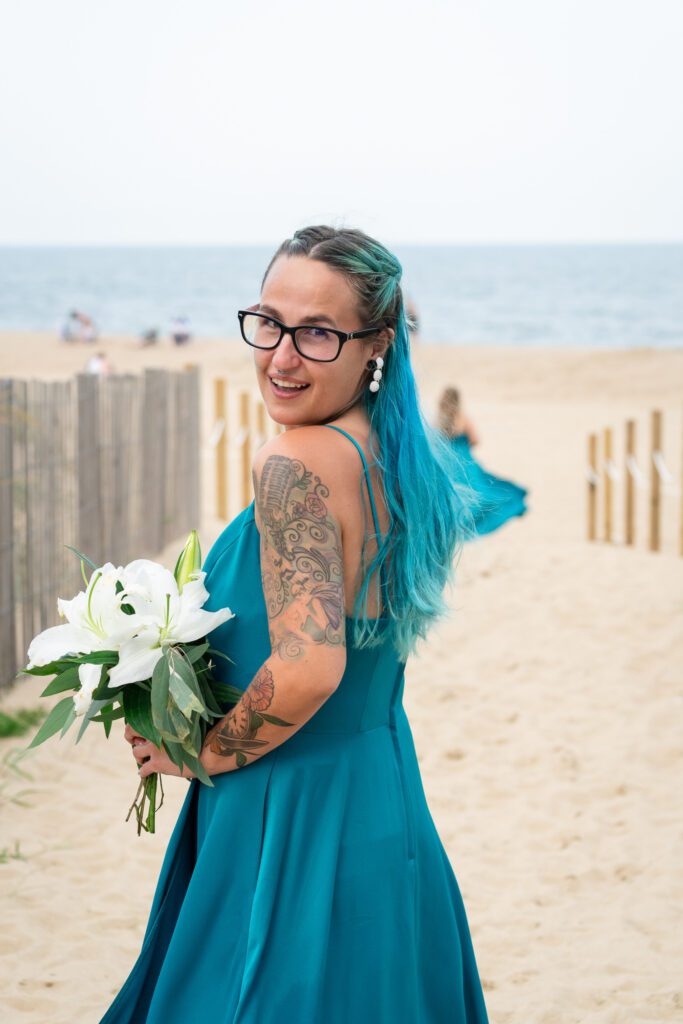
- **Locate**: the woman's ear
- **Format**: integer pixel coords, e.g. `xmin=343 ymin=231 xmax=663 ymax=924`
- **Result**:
xmin=371 ymin=325 xmax=394 ymax=360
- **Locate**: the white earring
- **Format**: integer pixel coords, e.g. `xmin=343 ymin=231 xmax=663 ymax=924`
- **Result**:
xmin=368 ymin=355 xmax=384 ymax=393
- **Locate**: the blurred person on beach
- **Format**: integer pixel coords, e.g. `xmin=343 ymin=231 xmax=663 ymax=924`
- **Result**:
xmin=139 ymin=327 xmax=160 ymax=347
xmin=437 ymin=385 xmax=528 ymax=537
xmin=84 ymin=351 xmax=113 ymax=375
xmin=170 ymin=314 xmax=191 ymax=345
xmin=101 ymin=225 xmax=489 ymax=1023
xmin=59 ymin=310 xmax=77 ymax=342
xmin=61 ymin=310 xmax=98 ymax=344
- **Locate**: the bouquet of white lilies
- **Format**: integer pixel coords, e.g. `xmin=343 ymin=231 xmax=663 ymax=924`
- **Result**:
xmin=20 ymin=531 xmax=238 ymax=834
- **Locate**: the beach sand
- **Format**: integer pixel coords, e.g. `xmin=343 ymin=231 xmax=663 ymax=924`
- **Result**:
xmin=1 ymin=332 xmax=681 ymax=1023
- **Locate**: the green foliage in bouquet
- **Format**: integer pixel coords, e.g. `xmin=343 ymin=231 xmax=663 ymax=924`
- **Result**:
xmin=18 ymin=531 xmax=238 ymax=835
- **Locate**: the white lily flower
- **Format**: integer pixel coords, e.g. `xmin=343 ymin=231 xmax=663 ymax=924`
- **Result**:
xmin=26 ymin=562 xmax=144 ymax=669
xmin=107 ymin=559 xmax=234 ymax=688
xmin=73 ymin=663 xmax=102 ymax=716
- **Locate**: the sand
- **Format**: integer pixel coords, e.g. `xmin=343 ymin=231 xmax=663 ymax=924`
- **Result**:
xmin=1 ymin=332 xmax=682 ymax=1023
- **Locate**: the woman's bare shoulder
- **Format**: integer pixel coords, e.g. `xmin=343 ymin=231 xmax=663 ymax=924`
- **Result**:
xmin=252 ymin=426 xmax=360 ymax=530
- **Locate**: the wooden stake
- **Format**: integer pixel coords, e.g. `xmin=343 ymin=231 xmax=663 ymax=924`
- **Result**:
xmin=650 ymin=409 xmax=661 ymax=552
xmin=625 ymin=419 xmax=635 ymax=546
xmin=588 ymin=433 xmax=597 ymax=541
xmin=214 ymin=378 xmax=227 ymax=521
xmin=239 ymin=390 xmax=252 ymax=510
xmin=603 ymin=427 xmax=613 ymax=543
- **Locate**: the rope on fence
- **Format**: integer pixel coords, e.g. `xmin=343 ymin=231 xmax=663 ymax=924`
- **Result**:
xmin=625 ymin=455 xmax=646 ymax=488
xmin=208 ymin=418 xmax=225 ymax=448
xmin=231 ymin=426 xmax=250 ymax=449
xmin=604 ymin=458 xmax=621 ymax=482
xmin=652 ymin=450 xmax=681 ymax=496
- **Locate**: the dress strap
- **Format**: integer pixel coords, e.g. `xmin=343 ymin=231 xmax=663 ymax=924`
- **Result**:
xmin=322 ymin=424 xmax=389 ymax=613
xmin=322 ymin=425 xmax=384 ymax=543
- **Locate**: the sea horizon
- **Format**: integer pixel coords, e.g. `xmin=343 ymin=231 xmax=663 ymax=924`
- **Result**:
xmin=0 ymin=242 xmax=681 ymax=349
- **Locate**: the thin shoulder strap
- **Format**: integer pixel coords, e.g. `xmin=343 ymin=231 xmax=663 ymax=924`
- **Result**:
xmin=322 ymin=424 xmax=384 ymax=543
xmin=322 ymin=424 xmax=388 ymax=608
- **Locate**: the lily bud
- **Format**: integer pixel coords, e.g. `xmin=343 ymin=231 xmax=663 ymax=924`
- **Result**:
xmin=174 ymin=530 xmax=202 ymax=593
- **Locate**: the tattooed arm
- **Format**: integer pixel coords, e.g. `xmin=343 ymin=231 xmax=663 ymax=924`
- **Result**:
xmin=199 ymin=429 xmax=348 ymax=777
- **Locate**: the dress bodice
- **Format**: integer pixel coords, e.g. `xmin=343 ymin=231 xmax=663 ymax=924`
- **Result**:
xmin=201 ymin=426 xmax=407 ymax=737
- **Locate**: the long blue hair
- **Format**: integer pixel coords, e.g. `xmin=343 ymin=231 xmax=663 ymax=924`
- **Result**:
xmin=261 ymin=226 xmax=484 ymax=662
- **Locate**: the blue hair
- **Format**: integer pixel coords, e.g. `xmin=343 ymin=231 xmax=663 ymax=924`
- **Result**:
xmin=262 ymin=227 xmax=485 ymax=662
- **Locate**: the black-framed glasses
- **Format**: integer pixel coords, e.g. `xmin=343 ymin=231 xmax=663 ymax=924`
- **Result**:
xmin=237 ymin=309 xmax=382 ymax=363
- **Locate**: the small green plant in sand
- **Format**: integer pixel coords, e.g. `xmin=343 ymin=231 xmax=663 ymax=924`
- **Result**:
xmin=0 ymin=839 xmax=26 ymax=864
xmin=0 ymin=706 xmax=47 ymax=739
xmin=0 ymin=747 xmax=39 ymax=811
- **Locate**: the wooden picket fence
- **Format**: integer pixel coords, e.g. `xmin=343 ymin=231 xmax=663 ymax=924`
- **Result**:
xmin=587 ymin=407 xmax=683 ymax=555
xmin=0 ymin=367 xmax=201 ymax=692
xmin=211 ymin=381 xmax=284 ymax=520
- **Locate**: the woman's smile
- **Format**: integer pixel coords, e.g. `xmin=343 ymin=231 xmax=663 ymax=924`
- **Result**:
xmin=269 ymin=374 xmax=311 ymax=398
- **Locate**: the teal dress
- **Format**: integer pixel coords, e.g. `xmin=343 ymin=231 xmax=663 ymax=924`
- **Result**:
xmin=450 ymin=432 xmax=528 ymax=537
xmin=98 ymin=425 xmax=490 ymax=1024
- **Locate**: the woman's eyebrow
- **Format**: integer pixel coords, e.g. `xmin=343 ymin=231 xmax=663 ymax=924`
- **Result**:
xmin=259 ymin=303 xmax=337 ymax=327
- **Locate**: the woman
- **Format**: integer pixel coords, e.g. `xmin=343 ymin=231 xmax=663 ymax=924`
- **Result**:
xmin=437 ymin=385 xmax=529 ymax=538
xmin=99 ymin=226 xmax=489 ymax=1023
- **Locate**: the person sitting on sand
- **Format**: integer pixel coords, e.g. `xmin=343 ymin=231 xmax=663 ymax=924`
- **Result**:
xmin=170 ymin=315 xmax=191 ymax=345
xmin=84 ymin=351 xmax=113 ymax=375
xmin=437 ymin=385 xmax=528 ymax=537
xmin=62 ymin=310 xmax=98 ymax=344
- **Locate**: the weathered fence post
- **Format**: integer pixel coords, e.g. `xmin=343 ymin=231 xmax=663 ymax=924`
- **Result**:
xmin=0 ymin=380 xmax=15 ymax=689
xmin=649 ymin=409 xmax=661 ymax=552
xmin=625 ymin=419 xmax=635 ymax=546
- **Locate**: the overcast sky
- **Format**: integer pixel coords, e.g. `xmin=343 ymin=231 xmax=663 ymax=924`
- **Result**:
xmin=1 ymin=0 xmax=681 ymax=245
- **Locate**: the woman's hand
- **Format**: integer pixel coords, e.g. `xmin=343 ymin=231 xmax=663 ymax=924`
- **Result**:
xmin=124 ymin=723 xmax=196 ymax=780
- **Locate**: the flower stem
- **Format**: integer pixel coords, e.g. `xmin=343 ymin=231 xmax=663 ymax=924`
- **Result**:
xmin=125 ymin=771 xmax=165 ymax=835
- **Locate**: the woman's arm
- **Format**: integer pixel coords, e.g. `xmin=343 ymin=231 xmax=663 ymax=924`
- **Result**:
xmin=198 ymin=428 xmax=348 ymax=777
xmin=464 ymin=414 xmax=480 ymax=447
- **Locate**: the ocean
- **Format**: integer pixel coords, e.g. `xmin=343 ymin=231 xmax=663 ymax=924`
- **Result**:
xmin=0 ymin=244 xmax=680 ymax=348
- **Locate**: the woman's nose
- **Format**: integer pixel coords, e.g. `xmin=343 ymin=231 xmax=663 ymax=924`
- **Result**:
xmin=271 ymin=332 xmax=301 ymax=368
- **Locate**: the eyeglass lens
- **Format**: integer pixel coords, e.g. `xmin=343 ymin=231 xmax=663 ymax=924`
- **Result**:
xmin=241 ymin=313 xmax=340 ymax=362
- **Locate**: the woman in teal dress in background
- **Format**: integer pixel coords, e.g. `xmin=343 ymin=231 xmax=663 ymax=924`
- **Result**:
xmin=100 ymin=226 xmax=490 ymax=1023
xmin=437 ymin=385 xmax=529 ymax=537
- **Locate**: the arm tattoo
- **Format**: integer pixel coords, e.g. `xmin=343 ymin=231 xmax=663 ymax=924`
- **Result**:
xmin=256 ymin=453 xmax=346 ymax=656
xmin=206 ymin=663 xmax=294 ymax=768
xmin=205 ymin=454 xmax=346 ymax=768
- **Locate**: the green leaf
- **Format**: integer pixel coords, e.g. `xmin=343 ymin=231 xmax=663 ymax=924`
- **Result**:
xmin=236 ymin=752 xmax=247 ymax=767
xmin=190 ymin=713 xmax=202 ymax=750
xmin=90 ymin=705 xmax=125 ymax=723
xmin=75 ymin=650 xmax=118 ymax=665
xmin=197 ymin=675 xmax=224 ymax=716
xmin=167 ymin=652 xmax=204 ymax=720
xmin=25 ymin=697 xmax=75 ymax=750
xmin=74 ymin=698 xmax=117 ymax=744
xmin=211 ymin=682 xmax=246 ymax=705
xmin=184 ymin=642 xmax=209 ymax=665
xmin=162 ymin=738 xmax=184 ymax=771
xmin=59 ymin=706 xmax=77 ymax=738
xmin=23 ymin=660 xmax=77 ymax=677
xmin=40 ymin=665 xmax=80 ymax=697
xmin=167 ymin=703 xmax=191 ymax=743
xmin=259 ymin=712 xmax=294 ymax=727
xmin=207 ymin=647 xmax=236 ymax=666
xmin=122 ymin=685 xmax=161 ymax=746
xmin=64 ymin=544 xmax=98 ymax=571
xmin=151 ymin=652 xmax=171 ymax=737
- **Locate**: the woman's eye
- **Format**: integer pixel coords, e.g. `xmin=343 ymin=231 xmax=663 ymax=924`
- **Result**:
xmin=302 ymin=327 xmax=331 ymax=340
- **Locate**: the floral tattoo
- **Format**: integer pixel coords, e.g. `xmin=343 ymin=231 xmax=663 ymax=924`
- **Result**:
xmin=206 ymin=664 xmax=293 ymax=768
